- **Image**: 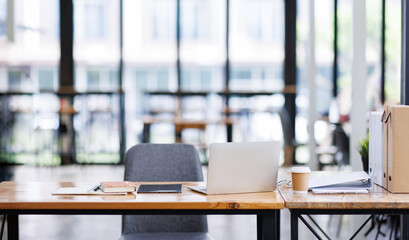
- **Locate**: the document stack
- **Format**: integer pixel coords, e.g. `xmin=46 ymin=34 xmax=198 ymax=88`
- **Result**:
xmin=369 ymin=112 xmax=383 ymax=187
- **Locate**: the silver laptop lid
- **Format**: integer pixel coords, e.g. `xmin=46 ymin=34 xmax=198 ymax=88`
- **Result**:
xmin=206 ymin=141 xmax=280 ymax=194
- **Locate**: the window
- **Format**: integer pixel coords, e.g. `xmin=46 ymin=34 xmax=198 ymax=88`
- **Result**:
xmin=297 ymin=0 xmax=335 ymax=117
xmin=181 ymin=68 xmax=213 ymax=91
xmin=134 ymin=68 xmax=171 ymax=91
xmin=38 ymin=69 xmax=56 ymax=91
xmin=246 ymin=0 xmax=283 ymax=42
xmin=0 ymin=0 xmax=6 ymax=37
xmin=84 ymin=2 xmax=105 ymax=39
xmin=230 ymin=0 xmax=284 ymax=92
xmin=83 ymin=68 xmax=119 ymax=91
xmin=109 ymin=70 xmax=119 ymax=90
xmin=200 ymin=70 xmax=212 ymax=90
xmin=135 ymin=71 xmax=148 ymax=90
xmin=230 ymin=67 xmax=283 ymax=91
xmin=230 ymin=68 xmax=252 ymax=91
xmin=181 ymin=0 xmax=209 ymax=41
xmin=157 ymin=70 xmax=170 ymax=90
xmin=152 ymin=1 xmax=176 ymax=41
xmin=8 ymin=70 xmax=22 ymax=91
xmin=233 ymin=0 xmax=284 ymax=43
xmin=366 ymin=0 xmax=382 ymax=108
xmin=385 ymin=0 xmax=401 ymax=104
xmin=87 ymin=70 xmax=101 ymax=91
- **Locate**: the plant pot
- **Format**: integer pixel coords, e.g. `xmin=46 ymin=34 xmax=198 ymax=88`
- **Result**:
xmin=361 ymin=156 xmax=369 ymax=173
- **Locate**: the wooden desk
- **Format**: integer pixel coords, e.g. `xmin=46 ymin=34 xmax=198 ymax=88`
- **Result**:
xmin=278 ymin=170 xmax=409 ymax=240
xmin=0 ymin=181 xmax=283 ymax=240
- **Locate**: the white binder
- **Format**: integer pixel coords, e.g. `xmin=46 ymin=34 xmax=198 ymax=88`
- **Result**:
xmin=369 ymin=112 xmax=383 ymax=186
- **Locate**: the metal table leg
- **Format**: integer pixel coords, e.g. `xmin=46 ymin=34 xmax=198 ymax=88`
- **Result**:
xmin=291 ymin=210 xmax=299 ymax=240
xmin=7 ymin=214 xmax=18 ymax=240
xmin=401 ymin=214 xmax=409 ymax=240
xmin=226 ymin=123 xmax=233 ymax=142
xmin=276 ymin=210 xmax=280 ymax=239
xmin=142 ymin=123 xmax=151 ymax=143
xmin=257 ymin=211 xmax=277 ymax=240
xmin=257 ymin=214 xmax=262 ymax=240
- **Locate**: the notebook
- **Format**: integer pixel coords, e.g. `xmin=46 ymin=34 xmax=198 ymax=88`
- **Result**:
xmin=188 ymin=141 xmax=280 ymax=195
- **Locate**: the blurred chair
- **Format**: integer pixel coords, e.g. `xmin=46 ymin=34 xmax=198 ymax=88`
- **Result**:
xmin=121 ymin=143 xmax=213 ymax=240
xmin=279 ymin=108 xmax=297 ymax=166
xmin=317 ymin=124 xmax=350 ymax=171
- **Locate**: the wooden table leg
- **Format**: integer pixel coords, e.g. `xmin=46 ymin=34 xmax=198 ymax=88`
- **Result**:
xmin=7 ymin=214 xmax=18 ymax=240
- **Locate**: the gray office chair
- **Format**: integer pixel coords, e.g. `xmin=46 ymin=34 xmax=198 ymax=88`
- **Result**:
xmin=120 ymin=143 xmax=213 ymax=240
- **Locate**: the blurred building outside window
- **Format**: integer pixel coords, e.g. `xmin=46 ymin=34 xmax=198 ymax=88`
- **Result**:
xmin=0 ymin=0 xmax=60 ymax=165
xmin=0 ymin=0 xmax=6 ymax=38
xmin=84 ymin=2 xmax=105 ymax=39
xmin=385 ymin=0 xmax=401 ymax=104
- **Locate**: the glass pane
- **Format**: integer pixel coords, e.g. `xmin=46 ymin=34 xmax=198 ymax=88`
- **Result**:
xmin=180 ymin=0 xmax=225 ymax=92
xmin=123 ymin=0 xmax=177 ymax=63
xmin=74 ymin=0 xmax=120 ymax=92
xmin=296 ymin=0 xmax=335 ymax=164
xmin=366 ymin=0 xmax=382 ymax=109
xmin=0 ymin=0 xmax=7 ymax=38
xmin=337 ymin=0 xmax=352 ymax=117
xmin=228 ymin=0 xmax=285 ymax=143
xmin=0 ymin=0 xmax=60 ymax=166
xmin=0 ymin=0 xmax=60 ymax=92
xmin=230 ymin=0 xmax=284 ymax=92
xmin=73 ymin=0 xmax=121 ymax=163
xmin=385 ymin=0 xmax=401 ymax=104
xmin=123 ymin=0 xmax=178 ymax=147
xmin=297 ymin=0 xmax=334 ymax=119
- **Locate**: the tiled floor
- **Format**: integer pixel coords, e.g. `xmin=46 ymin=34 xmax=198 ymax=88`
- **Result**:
xmin=3 ymin=165 xmax=386 ymax=240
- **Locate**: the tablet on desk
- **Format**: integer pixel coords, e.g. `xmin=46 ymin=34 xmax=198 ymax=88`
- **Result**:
xmin=137 ymin=184 xmax=182 ymax=193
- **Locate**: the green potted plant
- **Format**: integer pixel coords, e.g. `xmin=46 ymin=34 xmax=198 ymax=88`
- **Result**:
xmin=356 ymin=135 xmax=369 ymax=173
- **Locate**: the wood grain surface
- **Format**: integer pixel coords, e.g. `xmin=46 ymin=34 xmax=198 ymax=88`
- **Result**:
xmin=278 ymin=169 xmax=409 ymax=209
xmin=0 ymin=181 xmax=284 ymax=210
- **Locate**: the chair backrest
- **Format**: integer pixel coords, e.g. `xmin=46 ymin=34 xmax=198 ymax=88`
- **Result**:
xmin=122 ymin=143 xmax=208 ymax=234
xmin=333 ymin=124 xmax=350 ymax=166
xmin=279 ymin=108 xmax=296 ymax=146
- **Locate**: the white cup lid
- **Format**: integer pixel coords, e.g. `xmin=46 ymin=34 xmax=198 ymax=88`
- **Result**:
xmin=291 ymin=166 xmax=311 ymax=173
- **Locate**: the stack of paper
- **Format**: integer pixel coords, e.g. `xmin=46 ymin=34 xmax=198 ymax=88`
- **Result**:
xmin=309 ymin=171 xmax=372 ymax=194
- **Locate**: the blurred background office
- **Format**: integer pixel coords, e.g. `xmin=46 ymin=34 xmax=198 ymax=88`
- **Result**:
xmin=0 ymin=0 xmax=401 ymax=170
xmin=0 ymin=0 xmax=405 ymax=239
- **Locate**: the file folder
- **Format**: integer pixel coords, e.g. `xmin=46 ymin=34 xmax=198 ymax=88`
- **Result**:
xmin=386 ymin=105 xmax=409 ymax=193
xmin=369 ymin=112 xmax=383 ymax=187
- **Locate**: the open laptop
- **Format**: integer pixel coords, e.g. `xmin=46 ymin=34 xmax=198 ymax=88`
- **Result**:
xmin=188 ymin=141 xmax=280 ymax=195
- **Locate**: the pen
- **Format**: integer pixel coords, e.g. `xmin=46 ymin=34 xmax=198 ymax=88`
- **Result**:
xmin=88 ymin=185 xmax=100 ymax=192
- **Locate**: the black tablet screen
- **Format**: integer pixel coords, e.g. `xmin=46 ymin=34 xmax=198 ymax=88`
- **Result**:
xmin=137 ymin=184 xmax=182 ymax=193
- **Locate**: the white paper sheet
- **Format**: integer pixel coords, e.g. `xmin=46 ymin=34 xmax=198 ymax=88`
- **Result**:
xmin=52 ymin=186 xmax=128 ymax=195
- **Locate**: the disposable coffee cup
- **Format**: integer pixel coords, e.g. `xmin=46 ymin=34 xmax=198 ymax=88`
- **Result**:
xmin=291 ymin=167 xmax=311 ymax=193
